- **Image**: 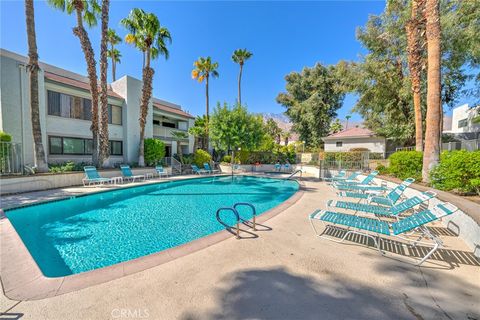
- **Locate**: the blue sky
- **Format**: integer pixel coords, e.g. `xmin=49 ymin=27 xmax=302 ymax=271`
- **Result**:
xmin=1 ymin=1 xmax=388 ymax=121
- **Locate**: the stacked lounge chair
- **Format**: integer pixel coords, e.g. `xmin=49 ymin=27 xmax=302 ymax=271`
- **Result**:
xmin=333 ymin=170 xmax=379 ymax=187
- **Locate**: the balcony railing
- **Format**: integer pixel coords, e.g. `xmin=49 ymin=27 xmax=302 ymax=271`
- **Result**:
xmin=153 ymin=126 xmax=189 ymax=141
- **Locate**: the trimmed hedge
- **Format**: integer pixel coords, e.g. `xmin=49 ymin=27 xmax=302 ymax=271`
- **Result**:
xmin=193 ymin=149 xmax=212 ymax=167
xmin=430 ymin=150 xmax=480 ymax=193
xmin=144 ymin=138 xmax=166 ymax=166
xmin=388 ymin=151 xmax=423 ymax=181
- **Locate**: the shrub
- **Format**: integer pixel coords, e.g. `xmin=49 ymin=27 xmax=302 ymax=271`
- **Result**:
xmin=470 ymin=178 xmax=480 ymax=195
xmin=388 ymin=151 xmax=423 ymax=181
xmin=48 ymin=161 xmax=76 ymax=173
xmin=222 ymin=155 xmax=232 ymax=163
xmin=375 ymin=163 xmax=389 ymax=175
xmin=144 ymin=138 xmax=166 ymax=166
xmin=349 ymin=147 xmax=370 ymax=152
xmin=0 ymin=131 xmax=12 ymax=142
xmin=430 ymin=150 xmax=480 ymax=193
xmin=193 ymin=149 xmax=212 ymax=167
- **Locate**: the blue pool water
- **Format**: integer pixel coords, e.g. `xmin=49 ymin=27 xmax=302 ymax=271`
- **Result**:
xmin=6 ymin=176 xmax=299 ymax=277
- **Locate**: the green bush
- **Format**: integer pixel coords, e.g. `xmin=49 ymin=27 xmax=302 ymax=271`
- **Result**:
xmin=193 ymin=149 xmax=212 ymax=167
xmin=0 ymin=131 xmax=12 ymax=142
xmin=49 ymin=161 xmax=76 ymax=173
xmin=375 ymin=163 xmax=389 ymax=175
xmin=144 ymin=138 xmax=166 ymax=166
xmin=430 ymin=150 xmax=480 ymax=193
xmin=470 ymin=178 xmax=480 ymax=195
xmin=388 ymin=151 xmax=423 ymax=181
xmin=222 ymin=155 xmax=232 ymax=163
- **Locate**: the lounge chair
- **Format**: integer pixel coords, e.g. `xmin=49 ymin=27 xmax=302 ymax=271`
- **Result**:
xmin=284 ymin=163 xmax=292 ymax=172
xmin=120 ymin=165 xmax=145 ymax=182
xmin=83 ymin=166 xmax=113 ymax=186
xmin=309 ymin=202 xmax=458 ymax=266
xmin=335 ymin=170 xmax=379 ymax=186
xmin=204 ymin=162 xmax=220 ymax=174
xmin=323 ymin=170 xmax=346 ymax=182
xmin=191 ymin=164 xmax=208 ymax=175
xmin=326 ymin=171 xmax=361 ymax=184
xmin=327 ymin=190 xmax=437 ymax=218
xmin=274 ymin=163 xmax=281 ymax=172
xmin=337 ymin=178 xmax=415 ymax=206
xmin=155 ymin=165 xmax=168 ymax=178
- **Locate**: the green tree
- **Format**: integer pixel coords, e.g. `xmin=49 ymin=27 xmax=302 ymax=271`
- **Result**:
xmin=188 ymin=115 xmax=208 ymax=151
xmin=47 ymin=0 xmax=101 ymax=166
xmin=144 ymin=138 xmax=166 ymax=166
xmin=281 ymin=131 xmax=292 ymax=145
xmin=210 ymin=103 xmax=265 ymax=158
xmin=232 ymin=49 xmax=253 ymax=105
xmin=191 ymin=57 xmax=219 ymax=147
xmin=171 ymin=130 xmax=189 ymax=163
xmin=277 ymin=63 xmax=344 ymax=148
xmin=25 ymin=0 xmax=48 ymax=172
xmin=106 ymin=28 xmax=122 ymax=81
xmin=265 ymin=118 xmax=282 ymax=144
xmin=330 ymin=119 xmax=343 ymax=134
xmin=121 ymin=8 xmax=171 ymax=166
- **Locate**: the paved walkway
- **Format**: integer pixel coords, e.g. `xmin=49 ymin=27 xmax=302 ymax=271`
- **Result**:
xmin=1 ymin=178 xmax=479 ymax=320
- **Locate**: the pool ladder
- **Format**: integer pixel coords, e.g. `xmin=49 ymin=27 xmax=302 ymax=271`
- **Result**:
xmin=216 ymin=202 xmax=257 ymax=239
xmin=286 ymin=169 xmax=303 ymax=180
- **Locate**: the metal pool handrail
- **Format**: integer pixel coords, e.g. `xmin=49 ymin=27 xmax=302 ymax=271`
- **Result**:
xmin=216 ymin=207 xmax=240 ymax=239
xmin=233 ymin=202 xmax=257 ymax=231
xmin=286 ymin=169 xmax=303 ymax=180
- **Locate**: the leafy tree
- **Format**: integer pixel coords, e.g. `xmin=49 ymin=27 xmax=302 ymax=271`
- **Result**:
xmin=330 ymin=119 xmax=343 ymax=134
xmin=47 ymin=0 xmax=101 ymax=166
xmin=25 ymin=0 xmax=48 ymax=172
xmin=281 ymin=131 xmax=292 ymax=145
xmin=265 ymin=118 xmax=282 ymax=144
xmin=191 ymin=57 xmax=219 ymax=146
xmin=106 ymin=28 xmax=122 ymax=81
xmin=232 ymin=49 xmax=253 ymax=105
xmin=121 ymin=8 xmax=171 ymax=166
xmin=210 ymin=103 xmax=265 ymax=157
xmin=277 ymin=63 xmax=344 ymax=148
xmin=171 ymin=130 xmax=189 ymax=163
xmin=144 ymin=138 xmax=166 ymax=166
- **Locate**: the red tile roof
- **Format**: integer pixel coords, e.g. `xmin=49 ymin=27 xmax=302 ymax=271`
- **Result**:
xmin=44 ymin=72 xmax=123 ymax=99
xmin=153 ymin=102 xmax=194 ymax=119
xmin=324 ymin=127 xmax=376 ymax=139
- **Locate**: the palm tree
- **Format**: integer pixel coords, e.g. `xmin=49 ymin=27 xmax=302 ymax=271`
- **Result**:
xmin=121 ymin=8 xmax=171 ymax=167
xmin=231 ymin=49 xmax=253 ymax=105
xmin=188 ymin=115 xmax=208 ymax=150
xmin=345 ymin=115 xmax=351 ymax=129
xmin=47 ymin=0 xmax=101 ymax=166
xmin=191 ymin=56 xmax=219 ymax=147
xmin=98 ymin=0 xmax=110 ymax=167
xmin=282 ymin=131 xmax=292 ymax=145
xmin=25 ymin=0 xmax=48 ymax=172
xmin=171 ymin=130 xmax=189 ymax=164
xmin=406 ymin=0 xmax=426 ymax=152
xmin=106 ymin=28 xmax=122 ymax=81
xmin=422 ymin=0 xmax=442 ymax=182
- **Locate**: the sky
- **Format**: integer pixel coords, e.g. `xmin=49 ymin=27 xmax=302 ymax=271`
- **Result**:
xmin=1 ymin=1 xmax=389 ymax=122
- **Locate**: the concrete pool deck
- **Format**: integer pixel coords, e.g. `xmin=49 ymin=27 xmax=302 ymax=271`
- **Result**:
xmin=1 ymin=175 xmax=479 ymax=319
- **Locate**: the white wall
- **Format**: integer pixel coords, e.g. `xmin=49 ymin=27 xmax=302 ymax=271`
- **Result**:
xmin=324 ymin=136 xmax=386 ymax=153
xmin=449 ymin=104 xmax=480 ymax=134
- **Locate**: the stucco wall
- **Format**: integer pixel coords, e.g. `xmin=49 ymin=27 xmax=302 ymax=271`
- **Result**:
xmin=324 ymin=137 xmax=386 ymax=153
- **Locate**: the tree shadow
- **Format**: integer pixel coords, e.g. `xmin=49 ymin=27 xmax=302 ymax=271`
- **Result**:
xmin=179 ymin=267 xmax=427 ymax=320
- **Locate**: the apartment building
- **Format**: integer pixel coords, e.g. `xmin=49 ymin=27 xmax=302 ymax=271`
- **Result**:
xmin=0 ymin=49 xmax=194 ymax=167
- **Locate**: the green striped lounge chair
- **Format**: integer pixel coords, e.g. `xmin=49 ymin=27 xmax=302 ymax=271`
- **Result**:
xmin=323 ymin=170 xmax=346 ymax=182
xmin=334 ymin=170 xmax=379 ymax=187
xmin=327 ymin=190 xmax=437 ymax=218
xmin=309 ymin=202 xmax=458 ymax=266
xmin=204 ymin=163 xmax=220 ymax=174
xmin=191 ymin=164 xmax=208 ymax=175
xmin=337 ymin=178 xmax=415 ymax=206
xmin=120 ymin=165 xmax=145 ymax=182
xmin=83 ymin=166 xmax=113 ymax=186
xmin=155 ymin=165 xmax=168 ymax=178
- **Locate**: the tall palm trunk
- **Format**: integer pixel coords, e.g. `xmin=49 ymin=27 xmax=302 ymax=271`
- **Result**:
xmin=238 ymin=63 xmax=243 ymax=105
xmin=204 ymin=75 xmax=209 ymax=150
xmin=72 ymin=3 xmax=99 ymax=166
xmin=98 ymin=0 xmax=110 ymax=167
xmin=25 ymin=0 xmax=48 ymax=172
xmin=138 ymin=48 xmax=154 ymax=166
xmin=406 ymin=0 xmax=425 ymax=152
xmin=422 ymin=0 xmax=441 ymax=182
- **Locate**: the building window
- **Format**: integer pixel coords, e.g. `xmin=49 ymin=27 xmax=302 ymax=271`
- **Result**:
xmin=47 ymin=90 xmax=122 ymax=125
xmin=162 ymin=121 xmax=176 ymax=128
xmin=109 ymin=141 xmax=123 ymax=156
xmin=108 ymin=105 xmax=122 ymax=125
xmin=48 ymin=136 xmax=123 ymax=156
xmin=458 ymin=118 xmax=468 ymax=128
xmin=153 ymin=119 xmax=161 ymax=125
xmin=336 ymin=141 xmax=343 ymax=147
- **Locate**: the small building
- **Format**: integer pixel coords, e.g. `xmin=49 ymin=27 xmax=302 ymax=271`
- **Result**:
xmin=322 ymin=127 xmax=386 ymax=155
xmin=0 ymin=49 xmax=195 ymax=167
xmin=443 ymin=103 xmax=480 ymax=138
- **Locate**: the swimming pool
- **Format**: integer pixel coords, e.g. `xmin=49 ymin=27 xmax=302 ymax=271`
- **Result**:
xmin=5 ymin=176 xmax=299 ymax=277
